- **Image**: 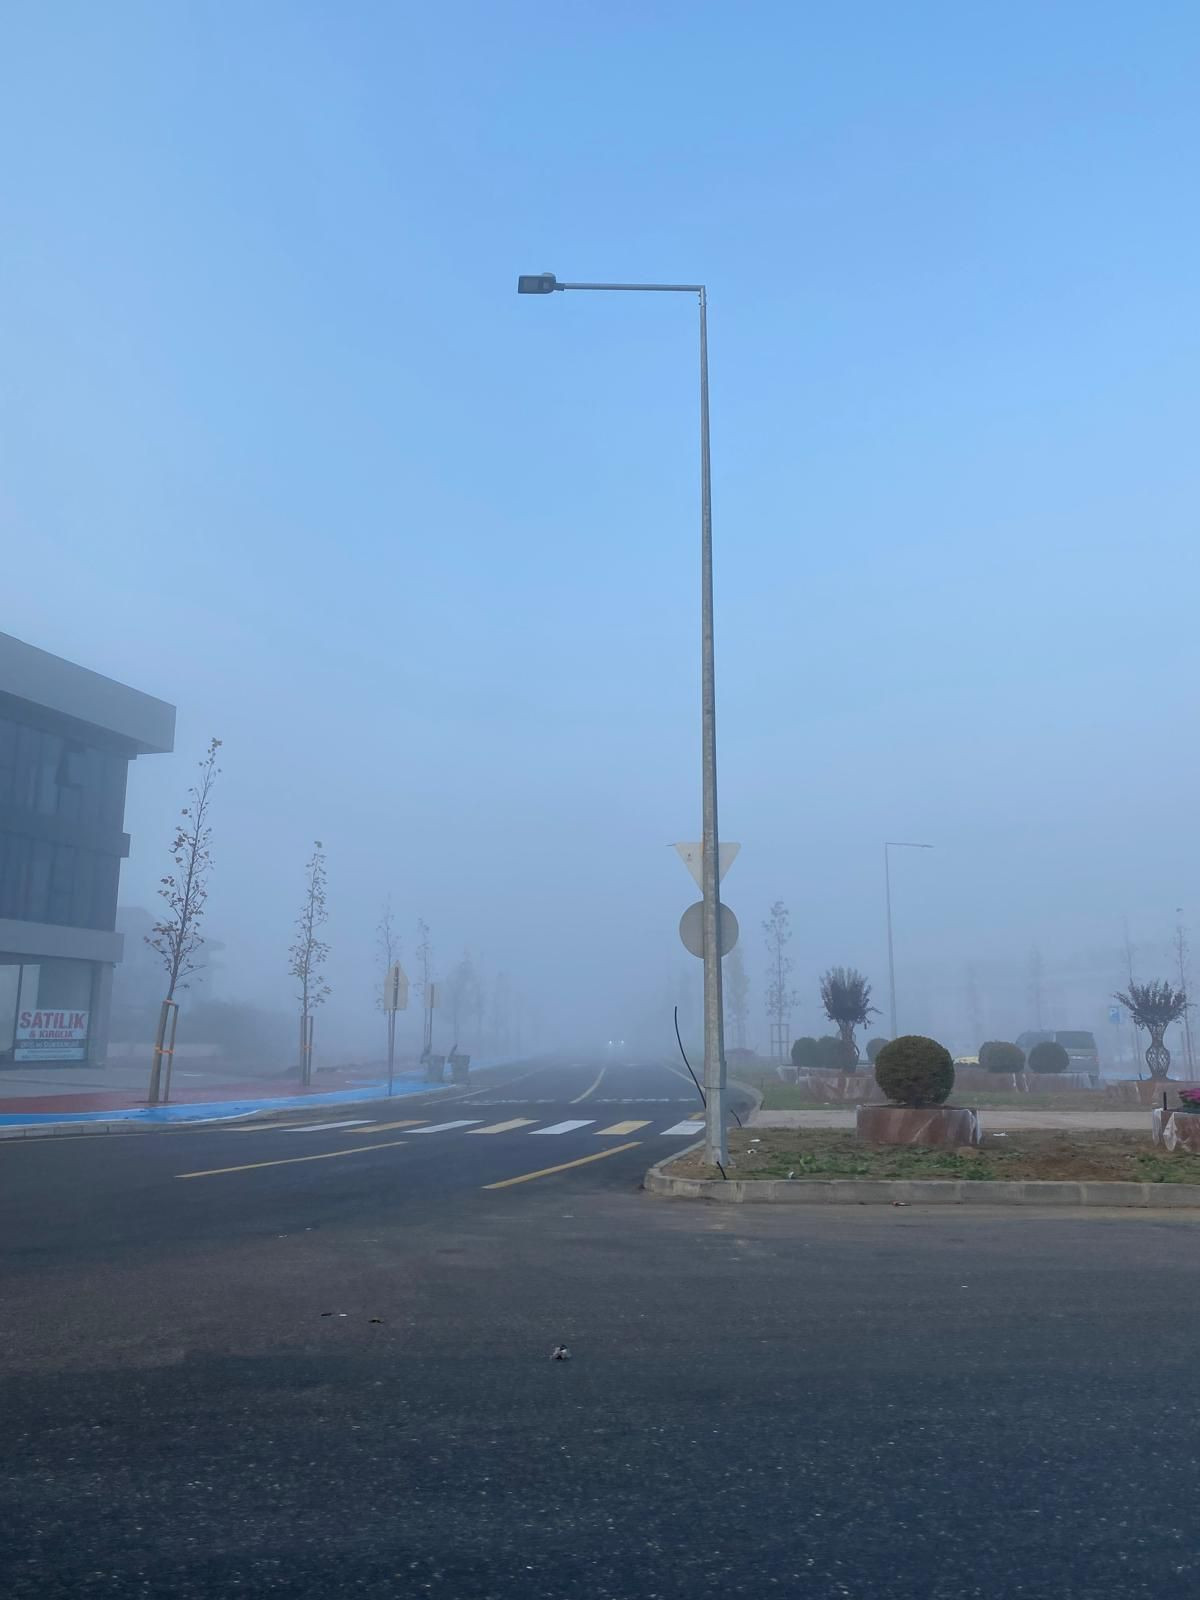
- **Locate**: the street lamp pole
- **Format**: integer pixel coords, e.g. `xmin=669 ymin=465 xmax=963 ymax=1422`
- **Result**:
xmin=884 ymin=841 xmax=932 ymax=1038
xmin=518 ymin=272 xmax=727 ymax=1165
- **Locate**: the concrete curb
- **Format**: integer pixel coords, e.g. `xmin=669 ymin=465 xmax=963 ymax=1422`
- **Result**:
xmin=643 ymin=1159 xmax=1200 ymax=1208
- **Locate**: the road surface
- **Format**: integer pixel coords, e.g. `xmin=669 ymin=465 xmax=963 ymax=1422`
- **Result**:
xmin=1 ymin=1055 xmax=1194 ymax=1598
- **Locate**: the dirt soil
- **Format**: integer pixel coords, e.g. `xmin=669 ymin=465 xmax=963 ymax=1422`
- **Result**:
xmin=668 ymin=1127 xmax=1200 ymax=1185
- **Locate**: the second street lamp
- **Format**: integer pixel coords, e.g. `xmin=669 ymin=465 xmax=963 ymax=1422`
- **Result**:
xmin=884 ymin=841 xmax=933 ymax=1038
xmin=517 ymin=270 xmax=728 ymax=1167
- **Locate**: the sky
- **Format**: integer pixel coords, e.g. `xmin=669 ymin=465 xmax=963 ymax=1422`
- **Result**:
xmin=3 ymin=1 xmax=1199 ymax=1058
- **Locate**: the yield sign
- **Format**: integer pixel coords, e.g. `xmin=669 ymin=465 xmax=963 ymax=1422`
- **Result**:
xmin=673 ymin=841 xmax=740 ymax=890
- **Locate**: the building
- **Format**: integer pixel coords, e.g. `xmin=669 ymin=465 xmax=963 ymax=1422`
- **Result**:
xmin=0 ymin=632 xmax=175 ymax=1069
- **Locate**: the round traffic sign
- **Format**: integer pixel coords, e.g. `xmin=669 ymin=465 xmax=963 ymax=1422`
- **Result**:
xmin=678 ymin=900 xmax=739 ymax=959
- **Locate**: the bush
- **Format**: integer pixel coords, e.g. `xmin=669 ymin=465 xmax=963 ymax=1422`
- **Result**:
xmin=979 ymin=1040 xmax=1026 ymax=1074
xmin=815 ymin=1033 xmax=853 ymax=1070
xmin=1028 ymin=1039 xmax=1070 ymax=1074
xmin=874 ymin=1034 xmax=955 ymax=1106
xmin=790 ymin=1036 xmax=820 ymax=1068
xmin=866 ymin=1036 xmax=888 ymax=1065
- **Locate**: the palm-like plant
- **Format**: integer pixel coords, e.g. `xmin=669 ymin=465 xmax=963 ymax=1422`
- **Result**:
xmin=819 ymin=967 xmax=878 ymax=1067
xmin=1114 ymin=979 xmax=1189 ymax=1080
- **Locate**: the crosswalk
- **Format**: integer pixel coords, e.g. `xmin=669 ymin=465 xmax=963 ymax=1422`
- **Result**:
xmin=237 ymin=1115 xmax=705 ymax=1140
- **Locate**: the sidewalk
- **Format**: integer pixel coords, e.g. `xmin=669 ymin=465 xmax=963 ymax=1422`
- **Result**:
xmin=0 ymin=1058 xmax=445 ymax=1135
xmin=751 ymin=1108 xmax=1151 ymax=1132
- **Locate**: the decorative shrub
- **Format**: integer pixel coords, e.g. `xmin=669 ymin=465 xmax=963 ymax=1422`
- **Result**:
xmin=815 ymin=1033 xmax=852 ymax=1070
xmin=790 ymin=1036 xmax=820 ymax=1068
xmin=874 ymin=1034 xmax=955 ymax=1106
xmin=1178 ymin=1087 xmax=1200 ymax=1112
xmin=1028 ymin=1040 xmax=1070 ymax=1074
xmin=866 ymin=1036 xmax=889 ymax=1065
xmin=979 ymin=1040 xmax=1026 ymax=1074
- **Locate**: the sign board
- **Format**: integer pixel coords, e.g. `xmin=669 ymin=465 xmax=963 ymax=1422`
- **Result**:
xmin=1109 ymin=1005 xmax=1122 ymax=1025
xmin=385 ymin=962 xmax=409 ymax=1012
xmin=15 ymin=1008 xmax=89 ymax=1062
xmin=426 ymin=981 xmax=438 ymax=1009
xmin=674 ymin=842 xmax=740 ymax=891
xmin=678 ymin=901 xmax=739 ymax=959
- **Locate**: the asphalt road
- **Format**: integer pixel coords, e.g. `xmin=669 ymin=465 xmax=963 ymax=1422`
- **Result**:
xmin=1 ymin=1055 xmax=1196 ymax=1599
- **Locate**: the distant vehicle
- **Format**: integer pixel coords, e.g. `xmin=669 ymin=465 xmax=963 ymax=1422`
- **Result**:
xmin=1017 ymin=1029 xmax=1100 ymax=1073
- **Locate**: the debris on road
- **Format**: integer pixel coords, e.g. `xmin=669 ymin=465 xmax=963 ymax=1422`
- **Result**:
xmin=550 ymin=1344 xmax=571 ymax=1361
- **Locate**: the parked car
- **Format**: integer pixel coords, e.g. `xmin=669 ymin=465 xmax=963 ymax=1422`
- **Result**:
xmin=1016 ymin=1029 xmax=1100 ymax=1073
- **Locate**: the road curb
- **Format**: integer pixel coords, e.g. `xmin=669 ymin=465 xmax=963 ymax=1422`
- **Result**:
xmin=643 ymin=1161 xmax=1200 ymax=1208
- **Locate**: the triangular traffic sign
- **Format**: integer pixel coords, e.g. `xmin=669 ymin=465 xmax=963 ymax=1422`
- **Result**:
xmin=673 ymin=841 xmax=740 ymax=890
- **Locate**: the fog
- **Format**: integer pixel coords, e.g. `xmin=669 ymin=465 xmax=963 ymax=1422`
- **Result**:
xmin=5 ymin=6 xmax=1198 ymax=1074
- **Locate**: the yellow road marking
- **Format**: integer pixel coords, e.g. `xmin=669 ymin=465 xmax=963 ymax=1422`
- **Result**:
xmin=570 ymin=1067 xmax=606 ymax=1104
xmin=595 ymin=1120 xmax=650 ymax=1136
xmin=483 ymin=1140 xmax=641 ymax=1190
xmin=347 ymin=1119 xmax=427 ymax=1133
xmin=175 ymin=1138 xmax=409 ymax=1180
xmin=469 ymin=1118 xmax=537 ymax=1134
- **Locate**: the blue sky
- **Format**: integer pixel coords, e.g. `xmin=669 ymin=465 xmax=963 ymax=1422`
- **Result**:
xmin=3 ymin=2 xmax=1199 ymax=1050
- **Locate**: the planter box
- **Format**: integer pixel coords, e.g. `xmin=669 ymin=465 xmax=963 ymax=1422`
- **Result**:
xmin=857 ymin=1104 xmax=981 ymax=1147
xmin=1151 ymin=1108 xmax=1200 ymax=1152
xmin=423 ymin=1054 xmax=446 ymax=1084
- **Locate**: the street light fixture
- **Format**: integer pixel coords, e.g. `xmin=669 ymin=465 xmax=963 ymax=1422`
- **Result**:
xmin=884 ymin=841 xmax=933 ymax=1038
xmin=517 ymin=269 xmax=728 ymax=1166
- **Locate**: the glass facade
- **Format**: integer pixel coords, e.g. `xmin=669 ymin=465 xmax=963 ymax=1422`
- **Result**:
xmin=0 ymin=710 xmax=129 ymax=932
xmin=0 ymin=955 xmax=95 ymax=1064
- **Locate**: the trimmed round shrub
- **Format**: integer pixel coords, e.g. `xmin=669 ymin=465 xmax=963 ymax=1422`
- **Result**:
xmin=874 ymin=1034 xmax=955 ymax=1106
xmin=1028 ymin=1039 xmax=1070 ymax=1074
xmin=790 ymin=1036 xmax=820 ymax=1068
xmin=979 ymin=1040 xmax=1026 ymax=1074
xmin=815 ymin=1033 xmax=852 ymax=1070
xmin=866 ymin=1036 xmax=889 ymax=1065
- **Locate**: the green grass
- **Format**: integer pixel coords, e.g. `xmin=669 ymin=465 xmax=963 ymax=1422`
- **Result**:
xmin=671 ymin=1128 xmax=1200 ymax=1185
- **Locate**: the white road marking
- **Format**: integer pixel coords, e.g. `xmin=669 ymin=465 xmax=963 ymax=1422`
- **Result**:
xmin=407 ymin=1120 xmax=483 ymax=1134
xmin=661 ymin=1120 xmax=705 ymax=1136
xmin=570 ymin=1067 xmax=606 ymax=1104
xmin=530 ymin=1120 xmax=595 ymax=1136
xmin=281 ymin=1119 xmax=376 ymax=1133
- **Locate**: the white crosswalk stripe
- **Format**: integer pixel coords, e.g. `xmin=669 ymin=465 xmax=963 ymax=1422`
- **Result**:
xmin=661 ymin=1120 xmax=705 ymax=1136
xmin=529 ymin=1120 xmax=595 ymax=1135
xmin=281 ymin=1119 xmax=376 ymax=1133
xmin=407 ymin=1119 xmax=483 ymax=1134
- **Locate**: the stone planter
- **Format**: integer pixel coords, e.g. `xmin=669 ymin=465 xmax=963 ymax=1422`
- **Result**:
xmin=1151 ymin=1108 xmax=1200 ymax=1152
xmin=857 ymin=1104 xmax=981 ymax=1147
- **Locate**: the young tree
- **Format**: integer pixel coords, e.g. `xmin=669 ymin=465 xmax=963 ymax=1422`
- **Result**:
xmin=146 ymin=737 xmax=221 ymax=1103
xmin=377 ymin=898 xmax=400 ymax=1006
xmin=819 ymin=966 xmax=878 ymax=1067
xmin=763 ymin=900 xmax=796 ymax=1062
xmin=289 ymin=841 xmax=331 ymax=1086
xmin=1114 ymin=978 xmax=1189 ymax=1080
xmin=415 ymin=918 xmax=434 ymax=1056
xmin=724 ymin=944 xmax=750 ymax=1050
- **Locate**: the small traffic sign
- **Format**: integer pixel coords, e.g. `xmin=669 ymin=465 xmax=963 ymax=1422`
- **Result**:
xmin=1109 ymin=1005 xmax=1122 ymax=1025
xmin=673 ymin=841 xmax=740 ymax=890
xmin=678 ymin=900 xmax=739 ymax=959
xmin=385 ymin=963 xmax=410 ymax=1012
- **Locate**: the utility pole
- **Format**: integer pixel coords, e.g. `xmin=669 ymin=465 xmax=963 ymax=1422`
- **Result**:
xmin=1176 ymin=911 xmax=1195 ymax=1075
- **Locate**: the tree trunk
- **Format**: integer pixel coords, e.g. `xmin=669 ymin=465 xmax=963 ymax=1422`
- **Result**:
xmin=838 ymin=1019 xmax=859 ymax=1067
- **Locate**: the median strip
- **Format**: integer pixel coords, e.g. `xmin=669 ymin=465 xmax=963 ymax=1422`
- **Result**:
xmin=483 ymin=1140 xmax=642 ymax=1190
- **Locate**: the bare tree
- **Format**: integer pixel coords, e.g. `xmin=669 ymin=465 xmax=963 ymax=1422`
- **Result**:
xmin=377 ymin=898 xmax=400 ymax=1009
xmin=289 ymin=841 xmax=330 ymax=1086
xmin=724 ymin=944 xmax=750 ymax=1050
xmin=1114 ymin=978 xmax=1189 ymax=1080
xmin=415 ymin=918 xmax=434 ymax=1056
xmin=146 ymin=737 xmax=221 ymax=1103
xmin=819 ymin=967 xmax=878 ymax=1066
xmin=445 ymin=951 xmax=481 ymax=1049
xmin=763 ymin=900 xmax=796 ymax=1062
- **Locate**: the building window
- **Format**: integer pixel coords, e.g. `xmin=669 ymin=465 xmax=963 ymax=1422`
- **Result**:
xmin=0 ymin=957 xmax=94 ymax=1065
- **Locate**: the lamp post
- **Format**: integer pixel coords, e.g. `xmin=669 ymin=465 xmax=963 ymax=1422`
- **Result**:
xmin=884 ymin=841 xmax=932 ymax=1038
xmin=517 ymin=271 xmax=727 ymax=1165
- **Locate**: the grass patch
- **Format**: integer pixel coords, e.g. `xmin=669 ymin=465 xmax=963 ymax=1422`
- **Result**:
xmin=669 ymin=1128 xmax=1200 ymax=1185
